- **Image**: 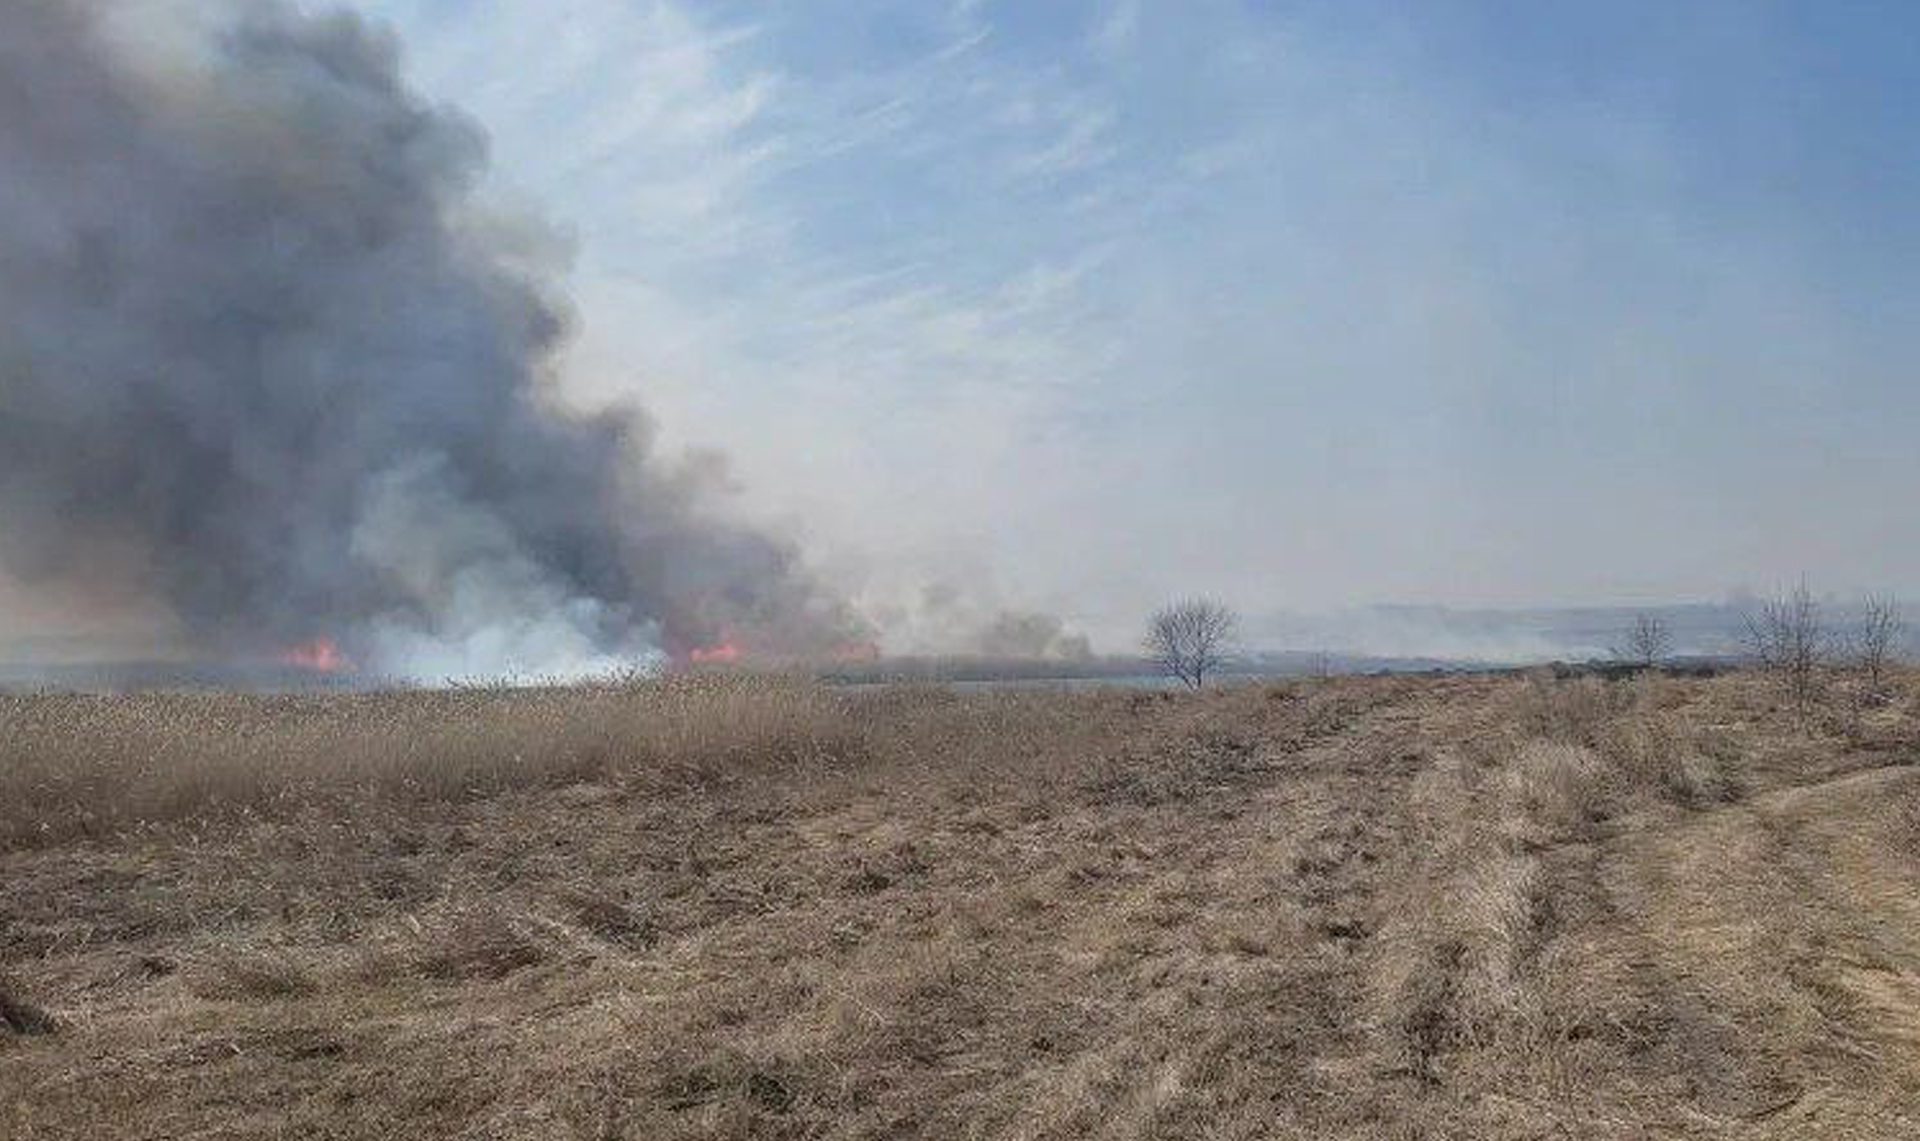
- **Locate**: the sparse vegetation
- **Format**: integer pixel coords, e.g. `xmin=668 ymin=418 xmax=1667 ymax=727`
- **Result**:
xmin=3 ymin=668 xmax=1919 ymax=1138
xmin=1743 ymin=579 xmax=1829 ymax=721
xmin=1614 ymin=612 xmax=1672 ymax=667
xmin=1144 ymin=597 xmax=1237 ymax=688
xmin=1850 ymin=592 xmax=1904 ymax=697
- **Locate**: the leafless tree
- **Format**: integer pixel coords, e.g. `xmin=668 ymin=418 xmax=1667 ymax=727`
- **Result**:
xmin=1145 ymin=599 xmax=1237 ymax=689
xmin=1742 ymin=579 xmax=1827 ymax=720
xmin=1849 ymin=593 xmax=1903 ymax=696
xmin=1614 ymin=613 xmax=1673 ymax=668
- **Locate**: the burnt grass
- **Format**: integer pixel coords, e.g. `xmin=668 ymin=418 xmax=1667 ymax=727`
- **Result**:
xmin=3 ymin=670 xmax=1919 ymax=1138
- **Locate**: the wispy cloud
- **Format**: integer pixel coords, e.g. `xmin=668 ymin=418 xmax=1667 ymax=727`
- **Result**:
xmin=346 ymin=0 xmax=1920 ymax=645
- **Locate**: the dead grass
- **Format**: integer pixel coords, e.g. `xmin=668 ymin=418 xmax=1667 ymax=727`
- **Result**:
xmin=409 ymin=908 xmax=552 ymax=982
xmin=2 ymin=669 xmax=1918 ymax=1138
xmin=190 ymin=949 xmax=318 ymax=1001
xmin=0 ymin=673 xmax=861 ymax=850
xmin=1893 ymin=771 xmax=1920 ymax=855
xmin=0 ymin=971 xmax=58 ymax=1036
xmin=556 ymin=887 xmax=657 ymax=950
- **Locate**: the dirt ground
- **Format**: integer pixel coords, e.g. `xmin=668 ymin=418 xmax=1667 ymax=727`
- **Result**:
xmin=3 ymin=671 xmax=1918 ymax=1139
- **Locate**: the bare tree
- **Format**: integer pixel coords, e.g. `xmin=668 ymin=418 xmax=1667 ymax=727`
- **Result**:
xmin=1145 ymin=599 xmax=1237 ymax=689
xmin=1850 ymin=593 xmax=1903 ymax=696
xmin=1742 ymin=579 xmax=1827 ymax=720
xmin=1614 ymin=613 xmax=1673 ymax=668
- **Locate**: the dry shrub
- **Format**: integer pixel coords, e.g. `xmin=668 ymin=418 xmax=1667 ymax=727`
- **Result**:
xmin=0 ymin=972 xmax=58 ymax=1036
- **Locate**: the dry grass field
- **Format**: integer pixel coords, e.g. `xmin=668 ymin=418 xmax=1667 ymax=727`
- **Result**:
xmin=3 ymin=669 xmax=1919 ymax=1139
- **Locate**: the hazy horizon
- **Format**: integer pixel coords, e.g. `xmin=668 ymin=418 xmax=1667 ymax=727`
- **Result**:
xmin=3 ymin=0 xmax=1917 ymax=669
xmin=372 ymin=1 xmax=1919 ymax=624
xmin=0 ymin=595 xmax=1871 ymax=671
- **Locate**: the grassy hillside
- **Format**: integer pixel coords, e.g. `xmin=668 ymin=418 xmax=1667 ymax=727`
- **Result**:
xmin=3 ymin=671 xmax=1917 ymax=1138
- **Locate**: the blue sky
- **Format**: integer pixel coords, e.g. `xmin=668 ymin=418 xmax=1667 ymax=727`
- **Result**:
xmin=348 ymin=0 xmax=1919 ymax=646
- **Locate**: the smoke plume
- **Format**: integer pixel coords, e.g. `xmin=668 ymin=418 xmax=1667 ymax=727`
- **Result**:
xmin=0 ymin=1 xmax=866 ymax=678
xmin=869 ymin=582 xmax=1093 ymax=661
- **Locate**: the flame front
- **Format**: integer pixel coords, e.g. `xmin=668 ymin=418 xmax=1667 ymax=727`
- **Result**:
xmin=279 ymin=636 xmax=351 ymax=672
xmin=687 ymin=639 xmax=741 ymax=664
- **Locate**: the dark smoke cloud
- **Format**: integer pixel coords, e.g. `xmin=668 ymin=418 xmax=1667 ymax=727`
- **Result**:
xmin=0 ymin=0 xmax=866 ymax=677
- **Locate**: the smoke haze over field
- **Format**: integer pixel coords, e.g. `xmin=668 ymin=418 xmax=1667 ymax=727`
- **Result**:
xmin=5 ymin=1 xmax=1919 ymax=672
xmin=0 ymin=0 xmax=867 ymax=678
xmin=333 ymin=0 xmax=1920 ymax=651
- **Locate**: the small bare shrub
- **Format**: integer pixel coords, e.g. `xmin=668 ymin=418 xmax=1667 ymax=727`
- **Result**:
xmin=1614 ymin=613 xmax=1673 ymax=668
xmin=1850 ymin=593 xmax=1904 ymax=698
xmin=1743 ymin=580 xmax=1828 ymax=722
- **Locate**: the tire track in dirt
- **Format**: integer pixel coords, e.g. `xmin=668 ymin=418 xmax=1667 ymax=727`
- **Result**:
xmin=1594 ymin=757 xmax=1920 ymax=1135
xmin=1015 ymin=680 xmax=1446 ymax=1137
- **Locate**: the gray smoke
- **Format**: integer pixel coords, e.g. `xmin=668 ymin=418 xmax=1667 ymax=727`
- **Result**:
xmin=879 ymin=582 xmax=1092 ymax=661
xmin=0 ymin=0 xmax=865 ymax=678
xmin=969 ymin=611 xmax=1092 ymax=661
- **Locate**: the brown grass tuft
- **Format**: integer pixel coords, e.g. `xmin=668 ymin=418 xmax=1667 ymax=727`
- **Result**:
xmin=412 ymin=910 xmax=550 ymax=981
xmin=191 ymin=949 xmax=317 ymax=1001
xmin=1499 ymin=740 xmax=1610 ymax=844
xmin=556 ymin=888 xmax=656 ymax=950
xmin=0 ymin=972 xmax=58 ymax=1036
xmin=1893 ymin=773 xmax=1920 ymax=855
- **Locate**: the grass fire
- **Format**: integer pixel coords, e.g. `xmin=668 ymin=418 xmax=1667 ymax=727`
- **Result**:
xmin=5 ymin=2 xmax=1920 ymax=1139
xmin=277 ymin=637 xmax=352 ymax=674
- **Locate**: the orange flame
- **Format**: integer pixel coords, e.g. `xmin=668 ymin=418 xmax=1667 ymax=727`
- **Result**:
xmin=279 ymin=636 xmax=351 ymax=672
xmin=687 ymin=639 xmax=741 ymax=664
